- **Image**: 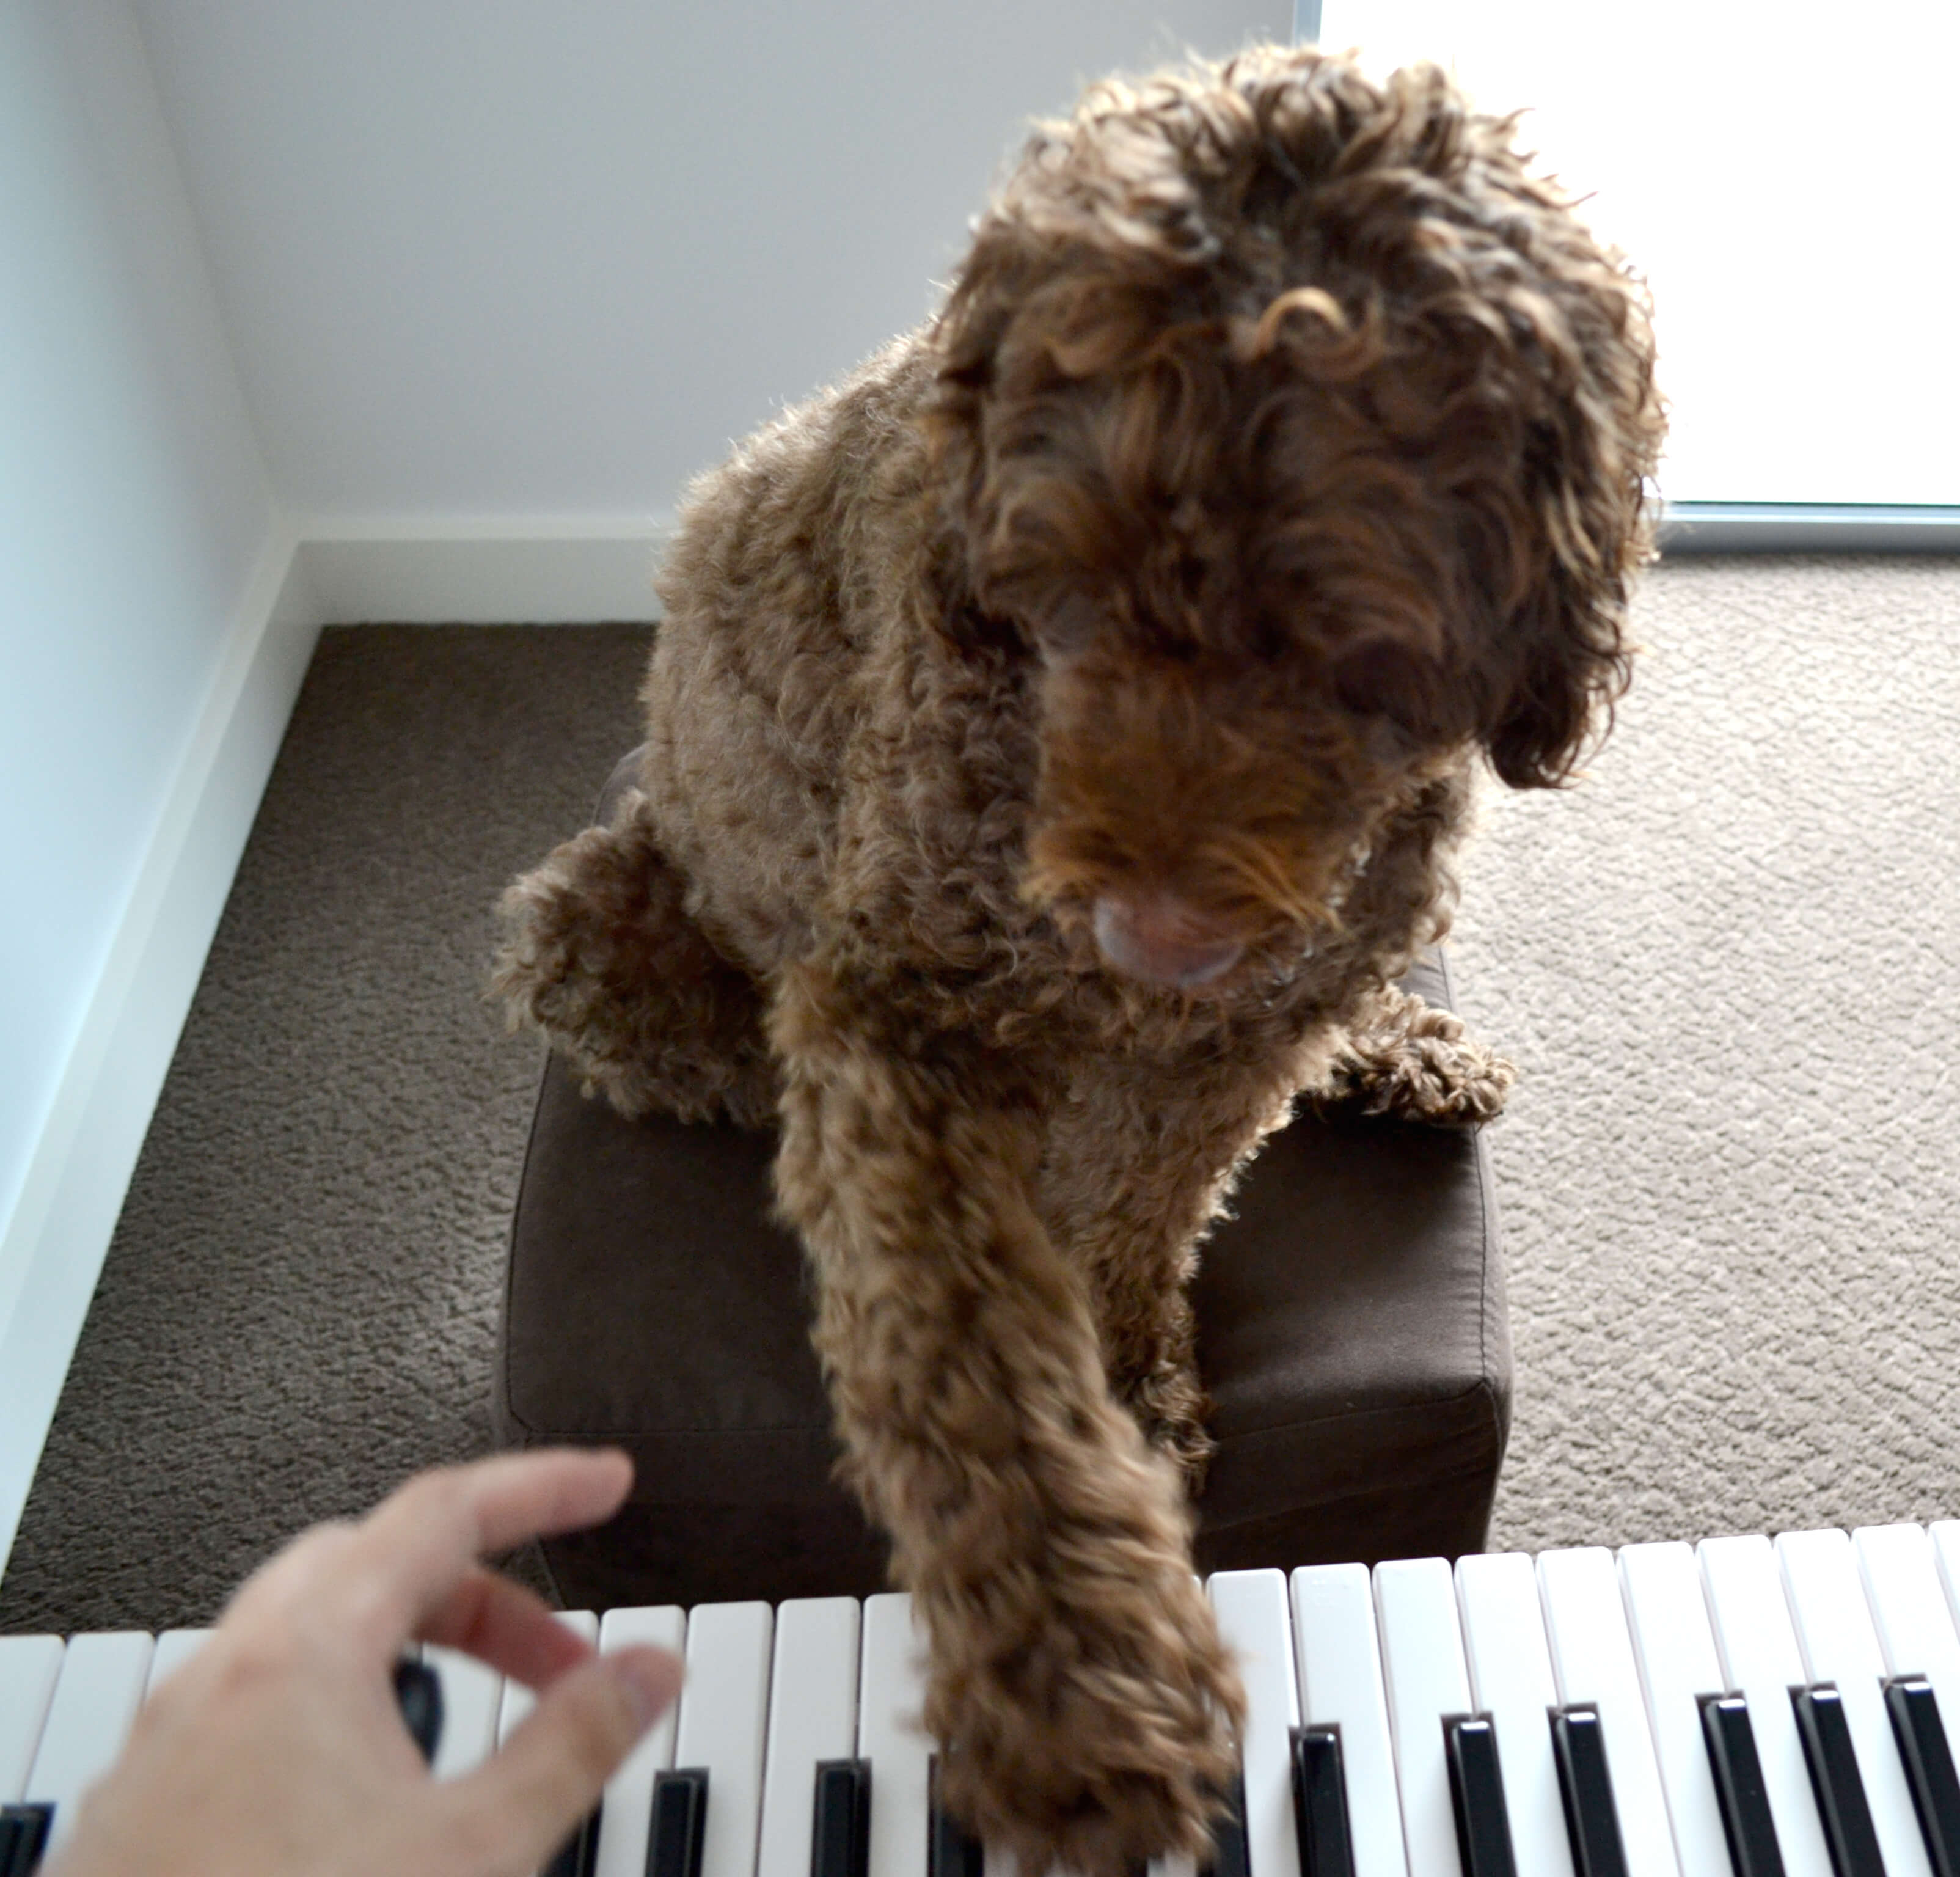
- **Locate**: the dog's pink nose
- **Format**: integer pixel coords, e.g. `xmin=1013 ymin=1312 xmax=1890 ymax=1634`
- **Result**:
xmin=1091 ymin=893 xmax=1245 ymax=988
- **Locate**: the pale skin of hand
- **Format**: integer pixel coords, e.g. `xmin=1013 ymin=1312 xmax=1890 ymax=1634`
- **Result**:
xmin=44 ymin=1448 xmax=682 ymax=1877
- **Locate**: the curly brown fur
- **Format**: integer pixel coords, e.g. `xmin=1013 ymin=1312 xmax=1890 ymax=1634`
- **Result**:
xmin=495 ymin=43 xmax=1661 ymax=1872
xmin=492 ymin=791 xmax=777 ymax=1127
xmin=1308 ymin=980 xmax=1516 ymax=1123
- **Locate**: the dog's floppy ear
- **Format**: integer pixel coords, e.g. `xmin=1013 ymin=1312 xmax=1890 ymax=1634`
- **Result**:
xmin=1474 ymin=290 xmax=1663 ymax=790
xmin=920 ymin=215 xmax=1020 ymax=531
xmin=921 ymin=79 xmax=1215 ymax=562
xmin=920 ymin=218 xmax=1163 ymax=660
xmin=914 ymin=238 xmax=1013 ymax=657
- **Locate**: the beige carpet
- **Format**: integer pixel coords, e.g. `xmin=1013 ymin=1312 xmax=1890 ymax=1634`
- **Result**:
xmin=2 ymin=561 xmax=1956 ymax=1631
xmin=1454 ymin=555 xmax=1960 ymax=1553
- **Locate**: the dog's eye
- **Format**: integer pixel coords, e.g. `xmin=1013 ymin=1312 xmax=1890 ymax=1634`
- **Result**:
xmin=1249 ymin=617 xmax=1292 ymax=661
xmin=1035 ymin=596 xmax=1101 ymax=659
xmin=1334 ymin=640 xmax=1443 ymax=738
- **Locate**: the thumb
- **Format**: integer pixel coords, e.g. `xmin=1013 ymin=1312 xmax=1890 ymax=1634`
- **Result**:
xmin=448 ymin=1646 xmax=681 ymax=1871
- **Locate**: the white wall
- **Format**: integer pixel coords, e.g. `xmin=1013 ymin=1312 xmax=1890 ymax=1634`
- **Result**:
xmin=0 ymin=0 xmax=308 ymax=1571
xmin=133 ymin=0 xmax=1287 ymax=532
xmin=0 ymin=0 xmax=283 ymax=1257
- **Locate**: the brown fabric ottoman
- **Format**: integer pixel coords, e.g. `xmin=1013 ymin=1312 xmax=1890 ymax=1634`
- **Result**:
xmin=494 ymin=757 xmax=1512 ymax=1611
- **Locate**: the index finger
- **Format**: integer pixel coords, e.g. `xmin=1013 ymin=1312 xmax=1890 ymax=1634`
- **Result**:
xmin=420 ymin=1566 xmax=601 ymax=1691
xmin=345 ymin=1449 xmax=634 ymax=1639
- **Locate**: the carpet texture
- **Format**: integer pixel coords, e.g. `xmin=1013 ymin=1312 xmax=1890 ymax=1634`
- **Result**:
xmin=1454 ymin=556 xmax=1960 ymax=1554
xmin=0 ymin=625 xmax=649 ymax=1630
xmin=2 ymin=560 xmax=1957 ymax=1630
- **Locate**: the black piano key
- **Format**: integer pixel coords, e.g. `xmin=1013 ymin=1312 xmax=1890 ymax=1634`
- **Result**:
xmin=1792 ymin=1684 xmax=1885 ymax=1877
xmin=1551 ymin=1703 xmax=1631 ymax=1877
xmin=0 ymin=1804 xmax=52 ymax=1877
xmin=1444 ymin=1714 xmax=1518 ymax=1877
xmin=1699 ymin=1694 xmax=1786 ymax=1877
xmin=1198 ymin=1769 xmax=1251 ymax=1877
xmin=1290 ymin=1723 xmax=1356 ymax=1877
xmin=648 ymin=1767 xmax=711 ymax=1877
xmin=811 ymin=1758 xmax=871 ymax=1877
xmin=392 ymin=1656 xmax=445 ymax=1766
xmin=926 ymin=1757 xmax=985 ymax=1877
xmin=1885 ymin=1675 xmax=1960 ymax=1877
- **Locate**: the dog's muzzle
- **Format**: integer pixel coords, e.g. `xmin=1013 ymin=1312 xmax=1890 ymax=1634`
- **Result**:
xmin=1091 ymin=892 xmax=1245 ymax=989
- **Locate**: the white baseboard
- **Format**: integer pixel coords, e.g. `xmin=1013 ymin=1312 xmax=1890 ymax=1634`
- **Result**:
xmin=298 ymin=518 xmax=673 ymax=623
xmin=0 ymin=521 xmax=322 ymax=1582
xmin=1658 ymin=502 xmax=1960 ymax=553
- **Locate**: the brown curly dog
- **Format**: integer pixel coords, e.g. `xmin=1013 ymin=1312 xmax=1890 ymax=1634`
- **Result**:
xmin=494 ymin=43 xmax=1662 ymax=1874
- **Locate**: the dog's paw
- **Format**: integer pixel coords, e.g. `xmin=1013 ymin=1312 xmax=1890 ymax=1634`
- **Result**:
xmin=926 ymin=1562 xmax=1243 ymax=1877
xmin=491 ymin=805 xmax=777 ymax=1125
xmin=491 ymin=816 xmax=657 ymax=1033
xmin=1313 ymin=1000 xmax=1515 ymax=1128
xmin=1325 ymin=1031 xmax=1515 ymax=1125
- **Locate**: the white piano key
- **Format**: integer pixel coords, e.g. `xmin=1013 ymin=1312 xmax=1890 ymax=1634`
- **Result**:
xmin=593 ymin=1604 xmax=687 ymax=1877
xmin=1373 ymin=1556 xmax=1470 ymax=1877
xmin=1778 ymin=1527 xmax=1933 ymax=1877
xmin=1698 ymin=1534 xmax=1832 ymax=1876
xmin=492 ymin=1609 xmax=600 ymax=1877
xmin=1615 ymin=1542 xmax=1733 ymax=1877
xmin=143 ymin=1629 xmax=213 ymax=1700
xmin=1854 ymin=1523 xmax=1960 ymax=1726
xmin=1210 ymin=1569 xmax=1302 ymax=1877
xmin=860 ymin=1592 xmax=931 ymax=1877
xmin=671 ymin=1601 xmax=773 ymax=1877
xmin=1930 ymin=1521 xmax=1960 ymax=1641
xmin=0 ymin=1634 xmax=64 ymax=1803
xmin=757 ymin=1597 xmax=861 ymax=1877
xmin=1456 ymin=1551 xmax=1576 ymax=1876
xmin=1535 ymin=1548 xmax=1678 ymax=1877
xmin=1291 ymin=1563 xmax=1408 ymax=1877
xmin=496 ymin=1609 xmax=600 ymax=1743
xmin=23 ymin=1630 xmax=154 ymax=1852
xmin=422 ymin=1643 xmax=506 ymax=1780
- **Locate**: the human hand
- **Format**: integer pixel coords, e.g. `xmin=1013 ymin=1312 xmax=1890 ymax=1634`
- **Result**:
xmin=45 ymin=1448 xmax=681 ymax=1877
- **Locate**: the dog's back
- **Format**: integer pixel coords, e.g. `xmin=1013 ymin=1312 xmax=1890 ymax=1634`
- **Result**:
xmin=640 ymin=334 xmax=940 ymax=978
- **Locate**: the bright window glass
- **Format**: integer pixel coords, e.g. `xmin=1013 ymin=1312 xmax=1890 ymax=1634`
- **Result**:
xmin=1317 ymin=0 xmax=1960 ymax=503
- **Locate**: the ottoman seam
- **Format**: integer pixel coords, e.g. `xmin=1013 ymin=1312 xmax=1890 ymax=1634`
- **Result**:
xmin=1216 ymin=1374 xmax=1501 ymax=1446
xmin=493 ymin=1389 xmax=1499 ymax=1443
xmin=519 ymin=1377 xmax=1505 ymax=1447
xmin=1431 ymin=944 xmax=1491 ymax=1402
xmin=1199 ymin=1454 xmax=1495 ymax=1532
xmin=499 ymin=1050 xmax=558 ymax=1445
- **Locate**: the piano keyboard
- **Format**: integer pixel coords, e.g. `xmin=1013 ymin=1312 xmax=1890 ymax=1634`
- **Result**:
xmin=5 ymin=1522 xmax=1960 ymax=1877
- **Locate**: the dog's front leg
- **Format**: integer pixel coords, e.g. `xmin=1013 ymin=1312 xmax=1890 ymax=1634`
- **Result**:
xmin=1040 ymin=1058 xmax=1305 ymax=1488
xmin=771 ymin=963 xmax=1243 ymax=1876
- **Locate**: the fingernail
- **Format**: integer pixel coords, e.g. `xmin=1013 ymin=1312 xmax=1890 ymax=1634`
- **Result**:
xmin=613 ymin=1647 xmax=682 ymax=1729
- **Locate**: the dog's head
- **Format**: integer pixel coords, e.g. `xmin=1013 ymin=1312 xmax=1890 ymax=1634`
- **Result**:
xmin=922 ymin=46 xmax=1663 ymax=989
